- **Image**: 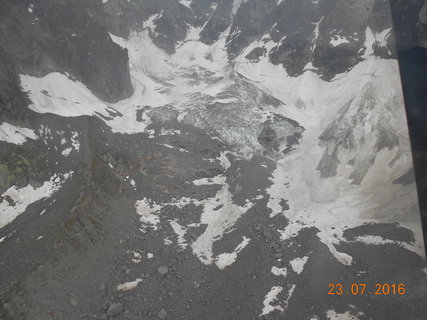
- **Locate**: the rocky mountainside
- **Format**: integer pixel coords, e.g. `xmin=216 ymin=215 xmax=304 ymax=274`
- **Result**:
xmin=0 ymin=1 xmax=426 ymax=319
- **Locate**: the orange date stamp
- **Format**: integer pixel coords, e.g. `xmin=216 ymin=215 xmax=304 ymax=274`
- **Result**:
xmin=328 ymin=283 xmax=406 ymax=295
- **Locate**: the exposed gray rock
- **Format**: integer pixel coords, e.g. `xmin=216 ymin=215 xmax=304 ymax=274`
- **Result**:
xmin=157 ymin=266 xmax=169 ymax=276
xmin=107 ymin=302 xmax=123 ymax=318
xmin=0 ymin=0 xmax=133 ymax=104
xmin=157 ymin=309 xmax=168 ymax=319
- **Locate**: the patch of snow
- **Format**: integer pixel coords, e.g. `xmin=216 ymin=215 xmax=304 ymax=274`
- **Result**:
xmin=129 ymin=250 xmax=142 ymax=263
xmin=330 ymin=35 xmax=350 ymax=47
xmin=116 ymin=279 xmax=142 ymax=291
xmin=190 ymin=180 xmax=253 ymax=264
xmin=0 ymin=123 xmax=37 ymax=145
xmin=311 ymin=16 xmax=324 ymax=51
xmin=170 ymin=220 xmax=188 ymax=250
xmin=215 ymin=236 xmax=251 ymax=269
xmin=290 ymin=256 xmax=309 ymax=274
xmin=364 ymin=27 xmax=392 ymax=57
xmin=218 ymin=152 xmax=231 ymax=170
xmin=159 ymin=128 xmax=181 ymax=136
xmin=271 ymin=266 xmax=288 ymax=277
xmin=135 ymin=198 xmax=162 ymax=231
xmin=178 ymin=0 xmax=192 ymax=9
xmin=260 ymin=286 xmax=283 ymax=316
xmin=159 ymin=143 xmax=174 ymax=149
xmin=144 ymin=12 xmax=163 ymax=37
xmin=355 ymin=235 xmax=394 ymax=245
xmin=0 ymin=172 xmax=72 ymax=229
xmin=61 ymin=147 xmax=73 ymax=156
xmin=352 ymin=235 xmax=419 ymax=254
xmin=71 ymin=131 xmax=80 ymax=151
xmin=326 ymin=310 xmax=359 ymax=320
xmin=192 ymin=175 xmax=224 ymax=186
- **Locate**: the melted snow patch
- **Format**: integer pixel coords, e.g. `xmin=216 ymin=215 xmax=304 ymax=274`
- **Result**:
xmin=129 ymin=251 xmax=142 ymax=263
xmin=330 ymin=35 xmax=349 ymax=47
xmin=0 ymin=172 xmax=72 ymax=229
xmin=61 ymin=147 xmax=73 ymax=156
xmin=260 ymin=284 xmax=296 ymax=316
xmin=260 ymin=286 xmax=283 ymax=316
xmin=159 ymin=128 xmax=181 ymax=136
xmin=190 ymin=178 xmax=253 ymax=264
xmin=116 ymin=279 xmax=142 ymax=291
xmin=364 ymin=27 xmax=392 ymax=57
xmin=71 ymin=131 xmax=80 ymax=151
xmin=170 ymin=219 xmax=188 ymax=249
xmin=290 ymin=256 xmax=309 ymax=274
xmin=215 ymin=236 xmax=251 ymax=269
xmin=153 ymin=152 xmax=253 ymax=264
xmin=326 ymin=310 xmax=359 ymax=320
xmin=0 ymin=123 xmax=37 ymax=145
xmin=135 ymin=198 xmax=161 ymax=231
xmin=354 ymin=235 xmax=395 ymax=245
xmin=271 ymin=266 xmax=288 ymax=277
xmin=178 ymin=0 xmax=192 ymax=9
xmin=219 ymin=152 xmax=231 ymax=170
xmin=192 ymin=175 xmax=224 ymax=186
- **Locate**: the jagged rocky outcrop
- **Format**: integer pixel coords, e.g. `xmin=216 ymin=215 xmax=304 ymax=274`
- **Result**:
xmin=0 ymin=0 xmax=133 ymax=105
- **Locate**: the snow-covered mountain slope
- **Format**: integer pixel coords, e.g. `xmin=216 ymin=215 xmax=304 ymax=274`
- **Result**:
xmin=1 ymin=1 xmax=426 ymax=319
xmin=18 ymin=2 xmax=425 ymax=253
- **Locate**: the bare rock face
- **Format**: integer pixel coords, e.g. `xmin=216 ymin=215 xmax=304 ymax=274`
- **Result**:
xmin=390 ymin=0 xmax=427 ymax=50
xmin=157 ymin=308 xmax=168 ymax=319
xmin=227 ymin=0 xmax=397 ymax=79
xmin=107 ymin=302 xmax=123 ymax=318
xmin=157 ymin=265 xmax=169 ymax=276
xmin=419 ymin=3 xmax=427 ymax=25
xmin=0 ymin=47 xmax=29 ymax=122
xmin=0 ymin=0 xmax=133 ymax=104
